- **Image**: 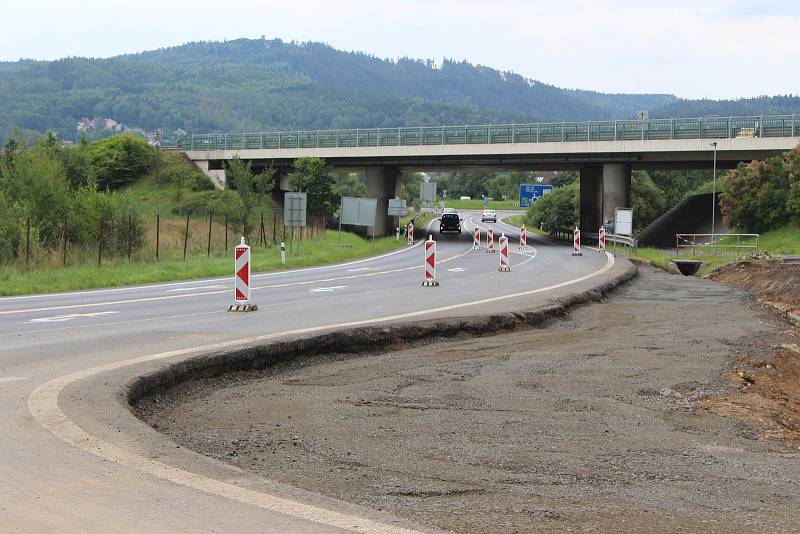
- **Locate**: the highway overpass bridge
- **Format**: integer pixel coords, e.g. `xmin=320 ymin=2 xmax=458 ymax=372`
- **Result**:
xmin=179 ymin=115 xmax=800 ymax=235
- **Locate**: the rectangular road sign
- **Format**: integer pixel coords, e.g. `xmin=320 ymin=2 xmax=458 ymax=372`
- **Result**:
xmin=341 ymin=196 xmax=377 ymax=227
xmin=284 ymin=192 xmax=307 ymax=227
xmin=519 ymin=184 xmax=553 ymax=208
xmin=387 ymin=197 xmax=407 ymax=216
xmin=615 ymin=208 xmax=633 ymax=236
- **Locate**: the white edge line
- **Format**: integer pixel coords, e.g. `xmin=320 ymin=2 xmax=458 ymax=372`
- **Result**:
xmin=0 ymin=219 xmax=437 ymax=303
xmin=28 ymin=252 xmax=615 ymax=533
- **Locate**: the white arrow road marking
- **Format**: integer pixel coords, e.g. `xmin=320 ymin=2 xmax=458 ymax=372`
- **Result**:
xmin=309 ymin=286 xmax=348 ymax=293
xmin=166 ymin=285 xmax=226 ymax=292
xmin=27 ymin=311 xmax=119 ymax=324
xmin=0 ymin=376 xmax=29 ymax=383
xmin=447 ymin=267 xmax=466 ymax=272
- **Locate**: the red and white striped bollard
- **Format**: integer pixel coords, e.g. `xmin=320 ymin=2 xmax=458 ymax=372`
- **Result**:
xmin=499 ymin=233 xmax=511 ymax=271
xmin=518 ymin=225 xmax=527 ymax=250
xmin=598 ymin=226 xmax=606 ymax=253
xmin=473 ymin=226 xmax=481 ymax=250
xmin=228 ymin=237 xmax=258 ymax=312
xmin=486 ymin=227 xmax=495 ymax=253
xmin=422 ymin=235 xmax=439 ymax=286
xmin=407 ymin=222 xmax=414 ymax=245
xmin=572 ymin=227 xmax=582 ymax=256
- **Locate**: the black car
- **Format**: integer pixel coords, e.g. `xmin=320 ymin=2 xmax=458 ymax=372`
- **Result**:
xmin=439 ymin=212 xmax=461 ymax=234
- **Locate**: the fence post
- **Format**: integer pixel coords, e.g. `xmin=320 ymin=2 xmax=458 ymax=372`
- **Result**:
xmin=62 ymin=216 xmax=68 ymax=266
xmin=183 ymin=211 xmax=190 ymax=260
xmin=25 ymin=217 xmax=30 ymax=269
xmin=225 ymin=214 xmax=229 ymax=251
xmin=127 ymin=214 xmax=132 ymax=261
xmin=97 ymin=222 xmax=103 ymax=267
xmin=156 ymin=213 xmax=160 ymax=261
xmin=207 ymin=211 xmax=213 ymax=257
xmin=273 ymin=211 xmax=277 ymax=245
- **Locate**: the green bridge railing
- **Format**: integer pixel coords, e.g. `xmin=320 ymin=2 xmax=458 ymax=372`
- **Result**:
xmin=177 ymin=115 xmax=799 ymax=152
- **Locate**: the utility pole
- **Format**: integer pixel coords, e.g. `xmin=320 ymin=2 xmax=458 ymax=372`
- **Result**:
xmin=710 ymin=141 xmax=718 ymax=255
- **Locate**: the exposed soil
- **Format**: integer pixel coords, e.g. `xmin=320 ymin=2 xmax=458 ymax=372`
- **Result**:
xmin=711 ymin=260 xmax=800 ymax=322
xmin=136 ymin=267 xmax=800 ymax=533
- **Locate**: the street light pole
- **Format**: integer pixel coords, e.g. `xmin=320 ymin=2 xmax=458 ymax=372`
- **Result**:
xmin=711 ymin=141 xmax=718 ymax=255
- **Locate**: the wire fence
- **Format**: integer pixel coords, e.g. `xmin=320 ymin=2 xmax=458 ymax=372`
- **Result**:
xmin=675 ymin=233 xmax=760 ymax=256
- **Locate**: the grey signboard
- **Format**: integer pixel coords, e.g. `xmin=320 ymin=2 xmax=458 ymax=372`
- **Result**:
xmin=341 ymin=196 xmax=377 ymax=227
xmin=284 ymin=192 xmax=307 ymax=227
xmin=420 ymin=181 xmax=437 ymax=208
xmin=615 ymin=208 xmax=633 ymax=236
xmin=387 ymin=197 xmax=407 ymax=216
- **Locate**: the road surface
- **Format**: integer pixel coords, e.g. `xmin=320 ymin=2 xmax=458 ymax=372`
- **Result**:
xmin=0 ymin=211 xmax=628 ymax=533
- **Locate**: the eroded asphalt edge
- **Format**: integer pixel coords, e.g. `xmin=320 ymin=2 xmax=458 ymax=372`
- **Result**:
xmin=29 ymin=252 xmax=636 ymax=534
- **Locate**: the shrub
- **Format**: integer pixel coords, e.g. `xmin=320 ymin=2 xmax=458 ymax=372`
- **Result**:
xmin=190 ymin=172 xmax=215 ymax=191
xmin=86 ymin=134 xmax=154 ymax=189
xmin=0 ymin=192 xmax=22 ymax=260
xmin=526 ymin=182 xmax=578 ymax=233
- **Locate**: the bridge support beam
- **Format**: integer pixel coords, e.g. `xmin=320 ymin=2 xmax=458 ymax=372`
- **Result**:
xmin=365 ymin=166 xmax=400 ymax=237
xmin=580 ymin=164 xmax=631 ymax=236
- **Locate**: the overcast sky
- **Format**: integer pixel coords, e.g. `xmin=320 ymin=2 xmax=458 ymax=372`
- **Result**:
xmin=2 ymin=0 xmax=797 ymax=99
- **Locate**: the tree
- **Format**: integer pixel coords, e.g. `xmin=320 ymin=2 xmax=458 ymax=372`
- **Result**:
xmin=630 ymin=171 xmax=667 ymax=230
xmin=526 ymin=182 xmax=579 ymax=233
xmin=227 ymin=157 xmax=275 ymax=237
xmin=551 ymin=170 xmax=578 ymax=188
xmin=291 ymin=157 xmax=337 ymax=212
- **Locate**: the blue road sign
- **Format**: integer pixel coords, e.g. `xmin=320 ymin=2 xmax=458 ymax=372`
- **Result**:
xmin=482 ymin=197 xmax=489 ymax=208
xmin=519 ymin=184 xmax=553 ymax=208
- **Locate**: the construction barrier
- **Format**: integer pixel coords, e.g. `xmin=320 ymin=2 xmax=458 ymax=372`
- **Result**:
xmin=572 ymin=227 xmax=582 ymax=256
xmin=598 ymin=226 xmax=606 ymax=252
xmin=473 ymin=226 xmax=481 ymax=250
xmin=228 ymin=237 xmax=258 ymax=312
xmin=499 ymin=233 xmax=511 ymax=272
xmin=422 ymin=235 xmax=439 ymax=286
xmin=407 ymin=222 xmax=414 ymax=245
xmin=487 ymin=227 xmax=495 ymax=253
xmin=519 ymin=225 xmax=527 ymax=250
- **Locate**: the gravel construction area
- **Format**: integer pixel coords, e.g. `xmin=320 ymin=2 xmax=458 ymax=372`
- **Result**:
xmin=136 ymin=266 xmax=800 ymax=533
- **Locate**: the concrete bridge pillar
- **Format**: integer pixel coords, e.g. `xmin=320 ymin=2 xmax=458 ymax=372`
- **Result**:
xmin=365 ymin=166 xmax=400 ymax=237
xmin=580 ymin=164 xmax=631 ymax=236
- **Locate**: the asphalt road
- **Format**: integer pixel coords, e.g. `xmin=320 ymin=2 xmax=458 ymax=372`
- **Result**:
xmin=0 ymin=210 xmax=626 ymax=533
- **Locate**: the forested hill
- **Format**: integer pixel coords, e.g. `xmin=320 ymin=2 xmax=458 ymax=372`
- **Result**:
xmin=0 ymin=37 xmax=798 ymax=143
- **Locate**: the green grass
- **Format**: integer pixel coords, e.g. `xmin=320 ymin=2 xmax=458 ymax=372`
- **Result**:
xmin=444 ymin=199 xmax=521 ymax=210
xmin=0 ymin=230 xmax=406 ymax=296
xmin=758 ymin=223 xmax=800 ymax=255
xmin=501 ymin=215 xmax=526 ymax=227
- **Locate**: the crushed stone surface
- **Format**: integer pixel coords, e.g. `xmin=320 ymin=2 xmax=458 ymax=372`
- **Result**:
xmin=136 ymin=267 xmax=800 ymax=533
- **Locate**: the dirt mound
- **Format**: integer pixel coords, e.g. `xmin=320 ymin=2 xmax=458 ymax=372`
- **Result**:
xmin=705 ymin=260 xmax=800 ymax=448
xmin=711 ymin=261 xmax=800 ymax=322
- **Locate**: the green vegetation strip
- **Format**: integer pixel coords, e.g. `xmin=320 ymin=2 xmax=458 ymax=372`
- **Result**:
xmin=0 ymin=230 xmax=405 ymax=297
xmin=445 ymin=199 xmax=520 ymax=209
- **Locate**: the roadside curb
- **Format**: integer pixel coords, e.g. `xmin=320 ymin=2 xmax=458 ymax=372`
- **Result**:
xmin=127 ymin=261 xmax=638 ymax=405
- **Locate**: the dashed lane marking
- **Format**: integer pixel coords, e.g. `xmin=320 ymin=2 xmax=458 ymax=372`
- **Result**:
xmin=309 ymin=286 xmax=348 ymax=293
xmin=0 ymin=376 xmax=29 ymax=384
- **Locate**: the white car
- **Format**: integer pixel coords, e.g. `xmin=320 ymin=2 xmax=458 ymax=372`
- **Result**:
xmin=481 ymin=209 xmax=497 ymax=223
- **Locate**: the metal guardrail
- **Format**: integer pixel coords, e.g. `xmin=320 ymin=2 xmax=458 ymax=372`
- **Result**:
xmin=585 ymin=231 xmax=637 ymax=250
xmin=676 ymin=233 xmax=759 ymax=256
xmin=177 ymin=115 xmax=800 ymax=152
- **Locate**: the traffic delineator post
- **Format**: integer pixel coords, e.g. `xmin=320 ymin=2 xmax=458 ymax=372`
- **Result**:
xmin=407 ymin=222 xmax=414 ymax=245
xmin=572 ymin=227 xmax=583 ymax=256
xmin=422 ymin=234 xmax=439 ymax=287
xmin=228 ymin=236 xmax=258 ymax=312
xmin=598 ymin=226 xmax=606 ymax=253
xmin=518 ymin=225 xmax=527 ymax=250
xmin=486 ymin=227 xmax=495 ymax=253
xmin=499 ymin=233 xmax=511 ymax=272
xmin=473 ymin=226 xmax=481 ymax=250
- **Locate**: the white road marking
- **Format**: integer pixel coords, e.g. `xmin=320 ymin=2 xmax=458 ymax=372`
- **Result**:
xmin=447 ymin=267 xmax=466 ymax=272
xmin=166 ymin=285 xmax=225 ymax=292
xmin=1 ymin=246 xmax=473 ymax=317
xmin=27 ymin=311 xmax=119 ymax=324
xmin=28 ymin=253 xmax=614 ymax=533
xmin=346 ymin=267 xmax=376 ymax=272
xmin=309 ymin=286 xmax=348 ymax=293
xmin=0 ymin=219 xmax=438 ymax=303
xmin=0 ymin=376 xmax=29 ymax=383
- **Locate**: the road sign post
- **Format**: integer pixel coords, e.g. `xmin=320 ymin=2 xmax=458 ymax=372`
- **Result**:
xmin=284 ymin=192 xmax=307 ymax=256
xmin=228 ymin=237 xmax=258 ymax=312
xmin=422 ymin=235 xmax=439 ymax=287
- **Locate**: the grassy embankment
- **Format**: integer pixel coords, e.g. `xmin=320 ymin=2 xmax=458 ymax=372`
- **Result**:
xmin=0 ymin=173 xmax=420 ymax=296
